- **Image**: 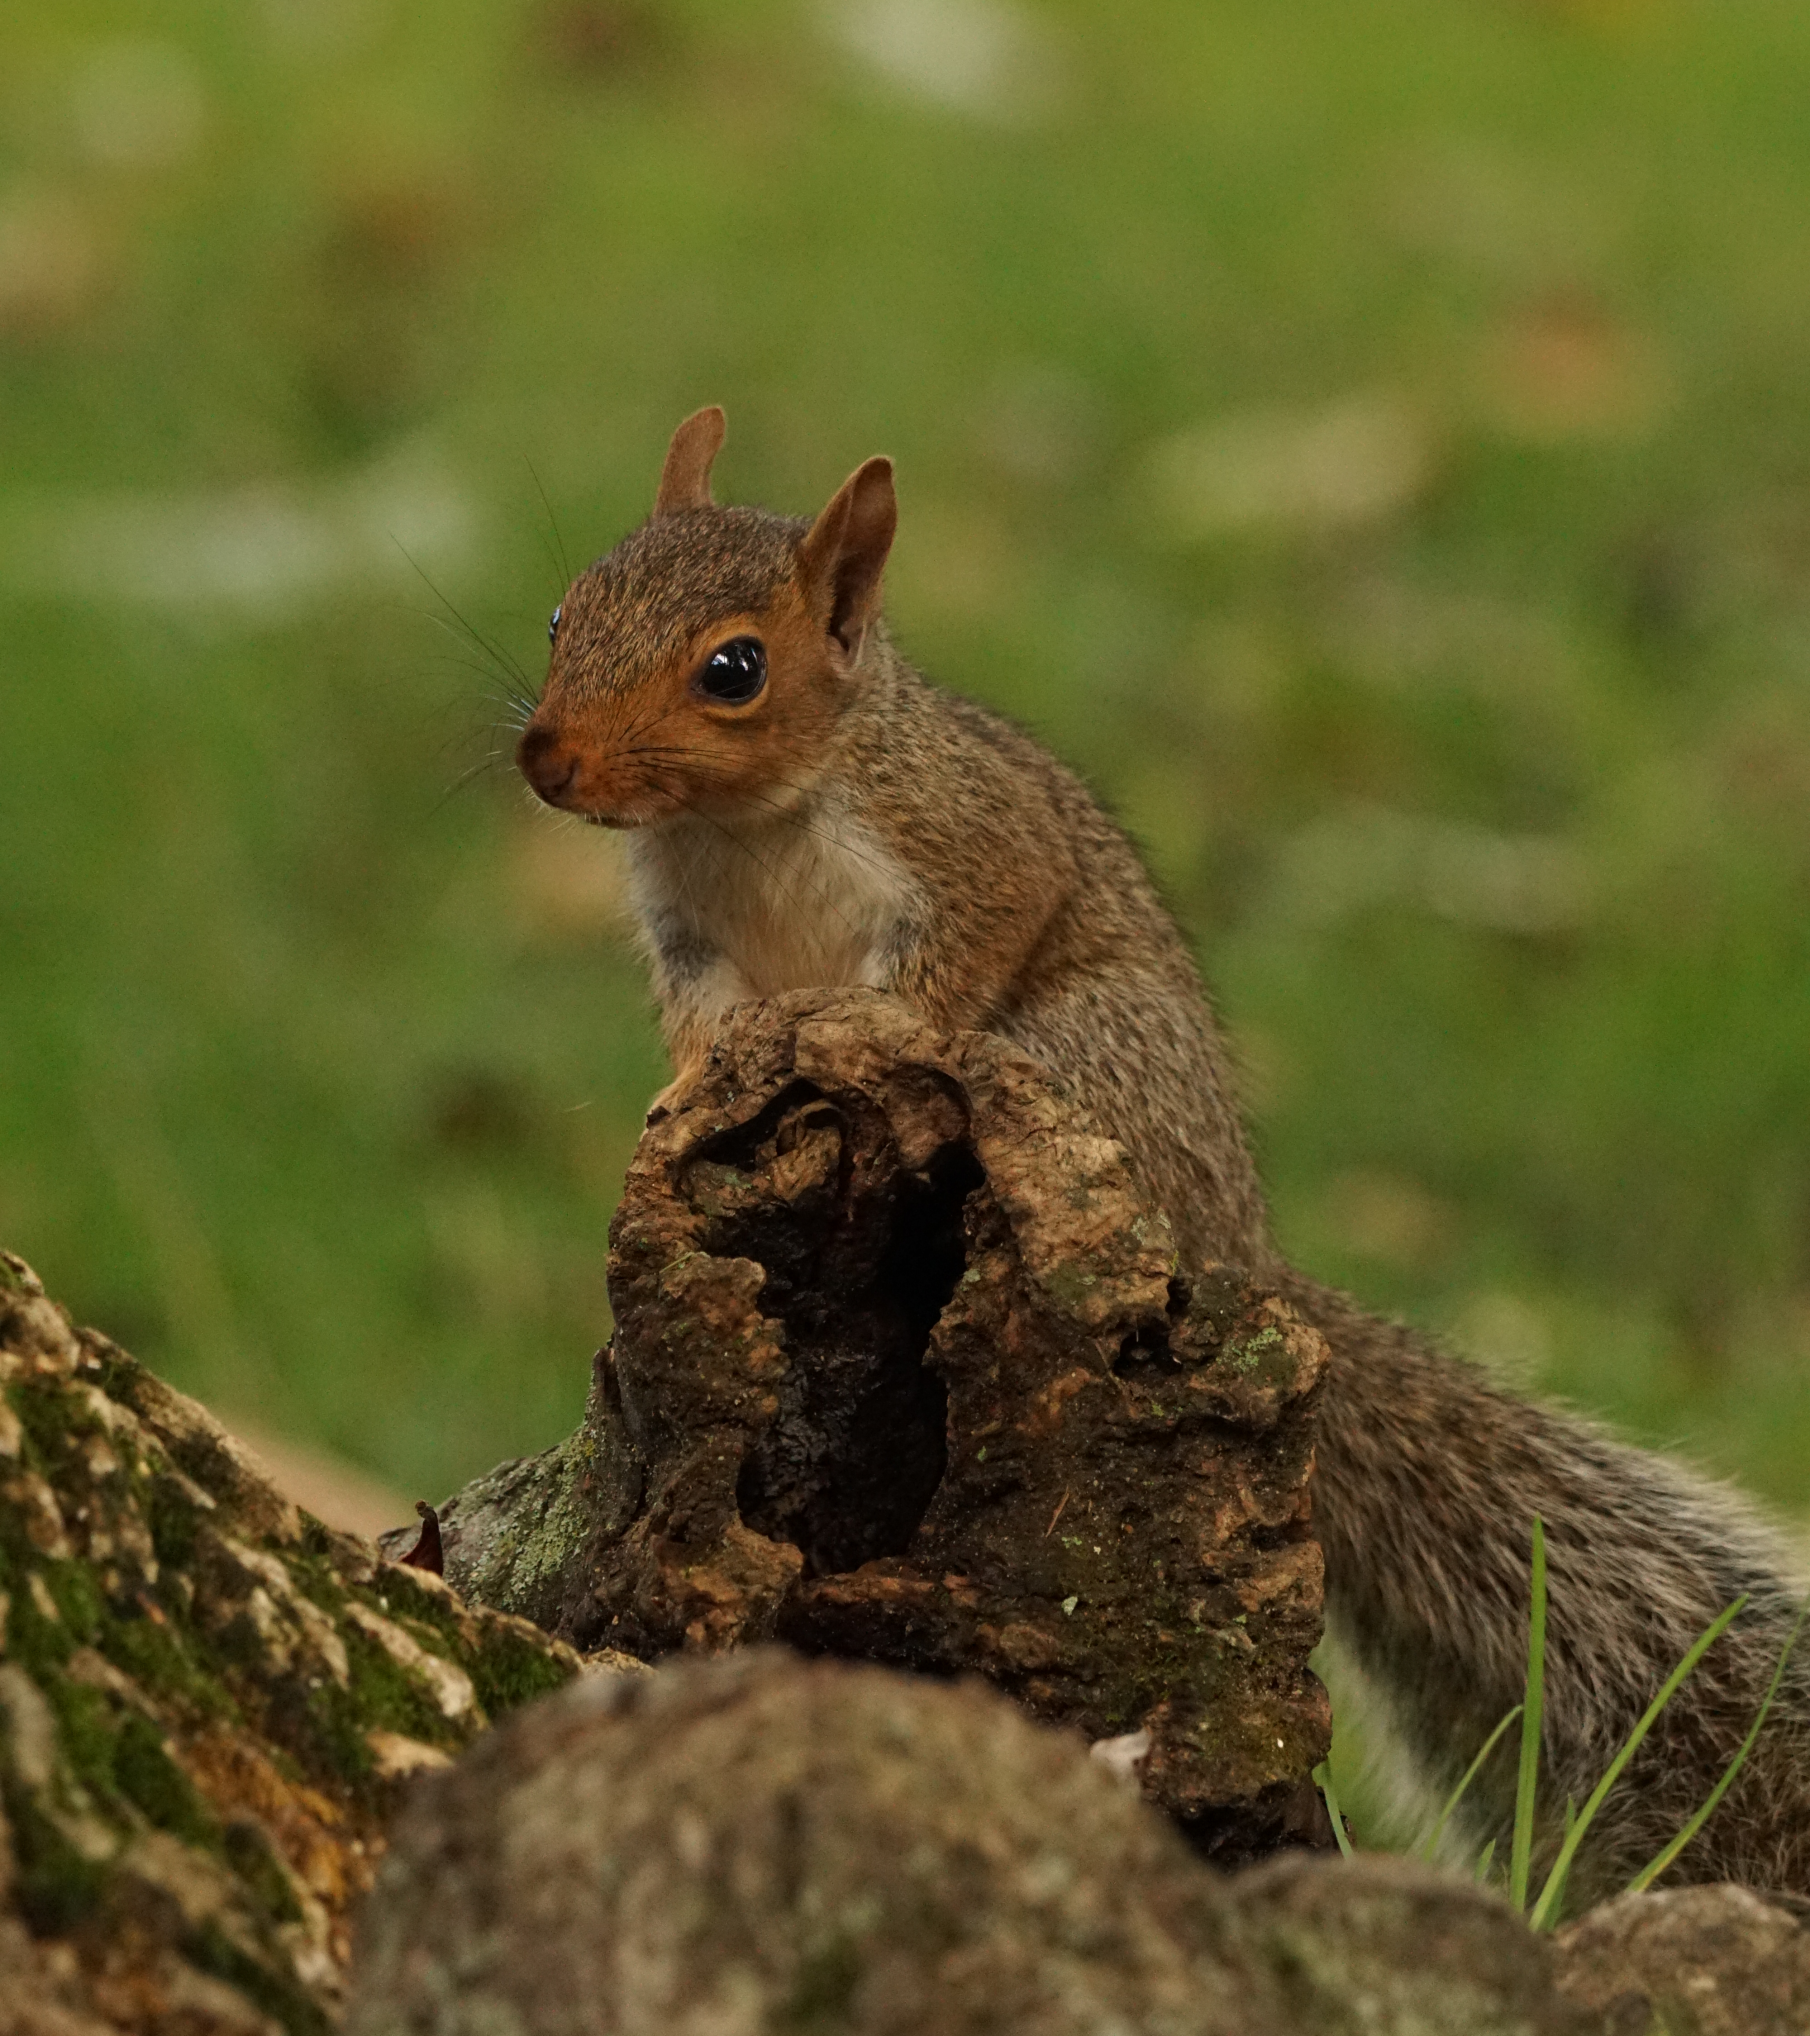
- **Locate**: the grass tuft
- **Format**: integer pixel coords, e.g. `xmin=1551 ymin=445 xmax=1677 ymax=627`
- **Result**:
xmin=1419 ymin=1702 xmax=1521 ymax=1866
xmin=1507 ymin=1516 xmax=1548 ymax=1914
xmin=1526 ymin=1589 xmax=1746 ymax=1929
xmin=1312 ymin=1761 xmax=1355 ymax=1860
xmin=1324 ymin=1516 xmax=1803 ymax=1926
xmin=1624 ymin=1598 xmax=1810 ymax=1898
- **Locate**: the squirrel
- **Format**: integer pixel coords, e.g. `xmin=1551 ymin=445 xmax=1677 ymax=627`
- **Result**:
xmin=516 ymin=405 xmax=1810 ymax=1904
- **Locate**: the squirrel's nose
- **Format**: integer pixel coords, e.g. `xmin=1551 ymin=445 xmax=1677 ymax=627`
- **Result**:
xmin=517 ymin=724 xmax=580 ymax=808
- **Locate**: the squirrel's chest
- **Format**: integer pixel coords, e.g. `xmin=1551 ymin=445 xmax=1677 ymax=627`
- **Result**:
xmin=627 ymin=804 xmax=917 ymax=996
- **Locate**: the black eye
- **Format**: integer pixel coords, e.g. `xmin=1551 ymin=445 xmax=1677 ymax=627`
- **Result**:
xmin=696 ymin=636 xmax=767 ymax=705
xmin=547 ymin=604 xmax=562 ymax=646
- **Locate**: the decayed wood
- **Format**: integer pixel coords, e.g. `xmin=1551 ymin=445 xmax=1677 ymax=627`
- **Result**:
xmin=423 ymin=989 xmax=1332 ymax=1860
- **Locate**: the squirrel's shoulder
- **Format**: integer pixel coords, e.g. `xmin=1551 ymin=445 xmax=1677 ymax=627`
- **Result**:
xmin=850 ymin=641 xmax=1107 ymax=824
xmin=848 ymin=644 xmax=1158 ymax=901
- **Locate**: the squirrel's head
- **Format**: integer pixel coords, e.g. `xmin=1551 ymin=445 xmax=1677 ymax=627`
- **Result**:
xmin=516 ymin=407 xmax=896 ymax=828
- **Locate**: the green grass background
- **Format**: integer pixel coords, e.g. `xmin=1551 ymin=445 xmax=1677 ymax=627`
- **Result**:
xmin=2 ymin=0 xmax=1807 ymax=1516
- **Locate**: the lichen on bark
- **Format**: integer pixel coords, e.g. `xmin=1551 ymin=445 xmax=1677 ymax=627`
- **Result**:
xmin=0 ymin=1249 xmax=582 ymax=2035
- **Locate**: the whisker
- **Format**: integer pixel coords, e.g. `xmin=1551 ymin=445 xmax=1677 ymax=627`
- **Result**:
xmin=417 ymin=612 xmax=541 ymax=720
xmin=432 ymin=747 xmax=513 ymax=816
xmin=525 ymin=457 xmax=574 ymax=592
xmin=395 ymin=541 xmax=541 ymax=701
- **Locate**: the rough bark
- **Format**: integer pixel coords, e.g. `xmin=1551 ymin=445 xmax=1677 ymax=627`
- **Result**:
xmin=346 ymin=1649 xmax=1594 ymax=2036
xmin=0 ymin=1251 xmax=582 ymax=2036
xmin=409 ymin=989 xmax=1333 ymax=1859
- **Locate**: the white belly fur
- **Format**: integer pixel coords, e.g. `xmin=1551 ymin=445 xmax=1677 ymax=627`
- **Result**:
xmin=625 ymin=797 xmax=917 ymax=996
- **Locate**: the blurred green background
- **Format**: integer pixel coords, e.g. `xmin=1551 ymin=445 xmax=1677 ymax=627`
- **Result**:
xmin=2 ymin=0 xmax=1807 ymax=1517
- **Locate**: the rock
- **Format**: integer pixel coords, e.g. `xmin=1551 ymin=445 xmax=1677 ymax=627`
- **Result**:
xmin=404 ymin=989 xmax=1332 ymax=1861
xmin=1226 ymin=1851 xmax=1598 ymax=2036
xmin=346 ymin=1648 xmax=1590 ymax=2036
xmin=0 ymin=1250 xmax=581 ymax=2034
xmin=1552 ymin=1883 xmax=1810 ymax=2035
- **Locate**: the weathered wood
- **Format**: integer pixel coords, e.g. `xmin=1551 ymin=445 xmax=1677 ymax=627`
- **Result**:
xmin=0 ymin=1251 xmax=582 ymax=2035
xmin=419 ymin=989 xmax=1332 ymax=1860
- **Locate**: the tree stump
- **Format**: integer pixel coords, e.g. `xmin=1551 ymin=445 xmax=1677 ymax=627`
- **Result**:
xmin=420 ymin=990 xmax=1332 ymax=1862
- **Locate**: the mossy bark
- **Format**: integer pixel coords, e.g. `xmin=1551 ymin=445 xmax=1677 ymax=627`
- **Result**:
xmin=410 ymin=989 xmax=1333 ymax=1863
xmin=0 ymin=1250 xmax=583 ymax=2035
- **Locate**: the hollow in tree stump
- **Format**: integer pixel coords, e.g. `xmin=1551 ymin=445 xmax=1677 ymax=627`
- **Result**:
xmin=416 ymin=989 xmax=1332 ymax=1864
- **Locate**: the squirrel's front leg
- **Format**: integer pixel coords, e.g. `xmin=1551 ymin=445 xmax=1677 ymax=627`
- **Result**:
xmin=644 ymin=932 xmax=755 ymax=1123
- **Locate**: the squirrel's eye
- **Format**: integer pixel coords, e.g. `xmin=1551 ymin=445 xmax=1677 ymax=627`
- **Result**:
xmin=547 ymin=604 xmax=562 ymax=646
xmin=696 ymin=636 xmax=767 ymax=706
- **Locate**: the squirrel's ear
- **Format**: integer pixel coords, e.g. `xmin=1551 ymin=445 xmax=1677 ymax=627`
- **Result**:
xmin=798 ymin=456 xmax=896 ymax=654
xmin=654 ymin=406 xmax=727 ymax=517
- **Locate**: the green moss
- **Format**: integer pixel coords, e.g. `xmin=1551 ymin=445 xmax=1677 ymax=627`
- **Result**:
xmin=367 ymin=1568 xmax=460 ymax=1637
xmin=212 ymin=1603 xmax=279 ymax=1677
xmin=468 ymin=1623 xmax=573 ymax=1719
xmin=113 ymin=1715 xmax=219 ymax=1847
xmin=43 ymin=1675 xmax=124 ymax=1808
xmin=9 ymin=1377 xmax=100 ymax=1464
xmin=223 ymin=1818 xmax=304 ymax=1924
xmin=44 ymin=1560 xmax=104 ymax=1644
xmin=283 ymin=1549 xmax=350 ymax=1620
xmin=146 ymin=1476 xmax=202 ymax=1569
xmin=187 ymin=1920 xmax=334 ymax=2036
xmin=3 ymin=1570 xmax=74 ymax=1674
xmin=265 ymin=1621 xmax=464 ymax=1798
xmin=0 ymin=1507 xmax=35 ymax=1575
xmin=100 ymin=1602 xmax=230 ymax=1719
xmin=3 ymin=1778 xmax=110 ymax=1934
xmin=344 ymin=1628 xmax=457 ymax=1744
xmin=778 ymin=1932 xmax=865 ymax=2033
xmin=82 ymin=1344 xmax=143 ymax=1404
xmin=261 ymin=1674 xmax=377 ymax=1792
xmin=1223 ymin=1326 xmax=1285 ymax=1377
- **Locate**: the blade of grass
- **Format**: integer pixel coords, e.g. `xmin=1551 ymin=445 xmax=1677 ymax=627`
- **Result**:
xmin=1508 ymin=1517 xmax=1548 ymax=1913
xmin=1527 ymin=1592 xmax=1748 ymax=1930
xmin=1541 ymin=1796 xmax=1580 ymax=1921
xmin=1473 ymin=1837 xmax=1497 ymax=1885
xmin=1626 ymin=1598 xmax=1810 ymax=1896
xmin=1313 ymin=1761 xmax=1355 ymax=1860
xmin=1420 ymin=1704 xmax=1523 ymax=1864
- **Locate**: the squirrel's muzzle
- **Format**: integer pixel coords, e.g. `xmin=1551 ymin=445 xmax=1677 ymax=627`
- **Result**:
xmin=516 ymin=723 xmax=581 ymax=810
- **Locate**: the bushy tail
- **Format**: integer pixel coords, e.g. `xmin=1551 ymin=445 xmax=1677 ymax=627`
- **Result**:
xmin=1285 ymin=1274 xmax=1810 ymax=1903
